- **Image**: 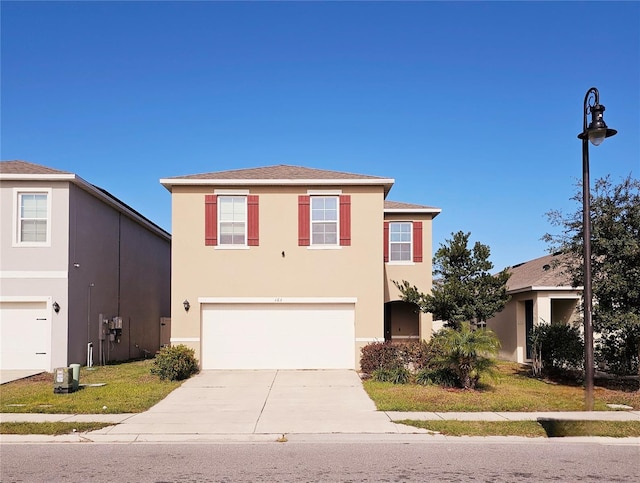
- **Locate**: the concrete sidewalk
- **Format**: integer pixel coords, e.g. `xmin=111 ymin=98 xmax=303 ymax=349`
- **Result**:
xmin=1 ymin=369 xmax=639 ymax=443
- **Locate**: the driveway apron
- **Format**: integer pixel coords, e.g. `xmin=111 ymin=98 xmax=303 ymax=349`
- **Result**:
xmin=107 ymin=370 xmax=403 ymax=436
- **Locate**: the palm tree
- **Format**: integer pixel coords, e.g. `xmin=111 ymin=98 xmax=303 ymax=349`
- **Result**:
xmin=432 ymin=322 xmax=501 ymax=389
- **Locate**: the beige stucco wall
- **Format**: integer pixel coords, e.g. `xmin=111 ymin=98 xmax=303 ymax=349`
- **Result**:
xmin=170 ymin=185 xmax=385 ymax=366
xmin=383 ymin=212 xmax=435 ymax=340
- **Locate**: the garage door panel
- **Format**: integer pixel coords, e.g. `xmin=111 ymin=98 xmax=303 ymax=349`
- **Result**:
xmin=202 ymin=303 xmax=355 ymax=370
xmin=0 ymin=301 xmax=51 ymax=371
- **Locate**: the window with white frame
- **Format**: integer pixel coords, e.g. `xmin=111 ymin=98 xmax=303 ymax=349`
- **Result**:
xmin=389 ymin=222 xmax=412 ymax=261
xmin=218 ymin=196 xmax=246 ymax=245
xmin=16 ymin=190 xmax=50 ymax=245
xmin=311 ymin=196 xmax=338 ymax=245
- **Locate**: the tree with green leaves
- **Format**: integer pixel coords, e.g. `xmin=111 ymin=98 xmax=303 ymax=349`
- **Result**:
xmin=544 ymin=174 xmax=640 ymax=375
xmin=395 ymin=231 xmax=511 ymax=330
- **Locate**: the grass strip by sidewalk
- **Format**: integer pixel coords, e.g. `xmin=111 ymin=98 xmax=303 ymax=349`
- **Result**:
xmin=0 ymin=422 xmax=112 ymax=436
xmin=1 ymin=360 xmax=182 ymax=414
xmin=396 ymin=420 xmax=640 ymax=438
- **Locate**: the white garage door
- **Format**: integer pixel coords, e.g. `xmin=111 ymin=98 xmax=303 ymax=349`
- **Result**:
xmin=202 ymin=302 xmax=355 ymax=369
xmin=0 ymin=301 xmax=51 ymax=371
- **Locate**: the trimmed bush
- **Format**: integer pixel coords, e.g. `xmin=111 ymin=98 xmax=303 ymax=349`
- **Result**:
xmin=151 ymin=344 xmax=199 ymax=381
xmin=360 ymin=342 xmax=404 ymax=374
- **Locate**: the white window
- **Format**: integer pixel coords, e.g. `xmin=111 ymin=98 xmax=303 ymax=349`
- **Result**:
xmin=218 ymin=196 xmax=246 ymax=245
xmin=14 ymin=189 xmax=51 ymax=246
xmin=389 ymin=222 xmax=412 ymax=261
xmin=311 ymin=196 xmax=338 ymax=245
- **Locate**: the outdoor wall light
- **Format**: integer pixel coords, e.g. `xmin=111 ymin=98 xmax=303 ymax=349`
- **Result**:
xmin=578 ymin=87 xmax=617 ymax=411
xmin=53 ymin=301 xmax=60 ymax=313
xmin=183 ymin=300 xmax=190 ymax=312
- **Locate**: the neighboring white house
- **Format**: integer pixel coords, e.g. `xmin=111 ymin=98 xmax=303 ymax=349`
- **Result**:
xmin=0 ymin=160 xmax=171 ymax=372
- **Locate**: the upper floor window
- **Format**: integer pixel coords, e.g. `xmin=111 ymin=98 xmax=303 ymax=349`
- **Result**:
xmin=389 ymin=222 xmax=412 ymax=261
xmin=384 ymin=221 xmax=423 ymax=263
xmin=219 ymin=196 xmax=247 ymax=245
xmin=311 ymin=196 xmax=338 ymax=245
xmin=205 ymin=194 xmax=259 ymax=247
xmin=298 ymin=195 xmax=351 ymax=247
xmin=14 ymin=189 xmax=51 ymax=246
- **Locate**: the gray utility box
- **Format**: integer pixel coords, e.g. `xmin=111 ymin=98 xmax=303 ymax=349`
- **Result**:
xmin=53 ymin=367 xmax=74 ymax=394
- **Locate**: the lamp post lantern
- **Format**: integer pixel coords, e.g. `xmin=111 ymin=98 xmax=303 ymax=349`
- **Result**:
xmin=577 ymin=87 xmax=616 ymax=410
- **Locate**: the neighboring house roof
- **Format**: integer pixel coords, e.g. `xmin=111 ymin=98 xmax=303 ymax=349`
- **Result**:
xmin=384 ymin=200 xmax=441 ymax=217
xmin=160 ymin=164 xmax=396 ymax=196
xmin=1 ymin=160 xmax=170 ymax=241
xmin=0 ymin=160 xmax=73 ymax=175
xmin=506 ymin=252 xmax=580 ymax=294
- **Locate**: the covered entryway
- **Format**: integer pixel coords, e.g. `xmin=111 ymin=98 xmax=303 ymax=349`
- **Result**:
xmin=384 ymin=300 xmax=420 ymax=342
xmin=0 ymin=300 xmax=51 ymax=371
xmin=201 ymin=299 xmax=356 ymax=370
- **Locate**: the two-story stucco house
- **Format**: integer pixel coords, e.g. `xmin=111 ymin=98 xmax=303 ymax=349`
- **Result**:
xmin=487 ymin=252 xmax=581 ymax=363
xmin=160 ymin=165 xmax=440 ymax=370
xmin=0 ymin=161 xmax=171 ymax=372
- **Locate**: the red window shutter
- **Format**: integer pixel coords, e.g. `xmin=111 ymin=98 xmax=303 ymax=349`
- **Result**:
xmin=247 ymin=195 xmax=259 ymax=246
xmin=383 ymin=221 xmax=389 ymax=262
xmin=298 ymin=195 xmax=310 ymax=246
xmin=205 ymin=195 xmax=217 ymax=246
xmin=413 ymin=221 xmax=423 ymax=262
xmin=339 ymin=195 xmax=351 ymax=246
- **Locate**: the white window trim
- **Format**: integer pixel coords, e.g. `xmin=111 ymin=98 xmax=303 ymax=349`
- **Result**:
xmin=310 ymin=195 xmax=340 ymax=247
xmin=12 ymin=188 xmax=52 ymax=247
xmin=388 ymin=221 xmax=413 ymax=263
xmin=217 ymin=195 xmax=247 ymax=248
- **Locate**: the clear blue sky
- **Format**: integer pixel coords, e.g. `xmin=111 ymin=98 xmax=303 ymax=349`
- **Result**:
xmin=2 ymin=1 xmax=638 ymax=271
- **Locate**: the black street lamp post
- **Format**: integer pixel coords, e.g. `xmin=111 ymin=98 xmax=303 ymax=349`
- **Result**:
xmin=577 ymin=87 xmax=616 ymax=410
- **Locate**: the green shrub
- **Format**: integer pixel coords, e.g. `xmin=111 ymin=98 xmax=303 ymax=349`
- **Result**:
xmin=150 ymin=345 xmax=199 ymax=381
xmin=596 ymin=328 xmax=640 ymax=376
xmin=529 ymin=323 xmax=583 ymax=377
xmin=372 ymin=367 xmax=410 ymax=384
xmin=415 ymin=367 xmax=459 ymax=387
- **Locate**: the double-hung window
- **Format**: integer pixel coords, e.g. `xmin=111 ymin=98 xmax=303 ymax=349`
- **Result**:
xmin=311 ymin=196 xmax=338 ymax=245
xmin=298 ymin=194 xmax=350 ymax=247
xmin=389 ymin=222 xmax=412 ymax=261
xmin=205 ymin=194 xmax=259 ymax=247
xmin=384 ymin=220 xmax=422 ymax=263
xmin=15 ymin=189 xmax=51 ymax=246
xmin=218 ymin=196 xmax=247 ymax=246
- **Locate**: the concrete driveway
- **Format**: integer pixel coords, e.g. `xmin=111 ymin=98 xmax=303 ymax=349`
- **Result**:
xmin=101 ymin=370 xmax=413 ymax=437
xmin=0 ymin=370 xmax=43 ymax=385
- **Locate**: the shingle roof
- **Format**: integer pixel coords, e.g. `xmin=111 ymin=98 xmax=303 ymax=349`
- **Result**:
xmin=384 ymin=200 xmax=441 ymax=211
xmin=0 ymin=160 xmax=72 ymax=175
xmin=0 ymin=160 xmax=170 ymax=240
xmin=166 ymin=164 xmax=390 ymax=181
xmin=506 ymin=252 xmax=578 ymax=292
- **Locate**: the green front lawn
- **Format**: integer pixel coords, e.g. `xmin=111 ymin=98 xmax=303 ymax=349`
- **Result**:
xmin=363 ymin=362 xmax=640 ymax=412
xmin=1 ymin=360 xmax=182 ymax=414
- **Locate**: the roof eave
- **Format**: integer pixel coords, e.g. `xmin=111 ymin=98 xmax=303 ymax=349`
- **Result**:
xmin=508 ymin=285 xmax=583 ymax=295
xmin=0 ymin=173 xmax=76 ymax=181
xmin=160 ymin=177 xmax=396 ymax=194
xmin=384 ymin=208 xmax=442 ymax=217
